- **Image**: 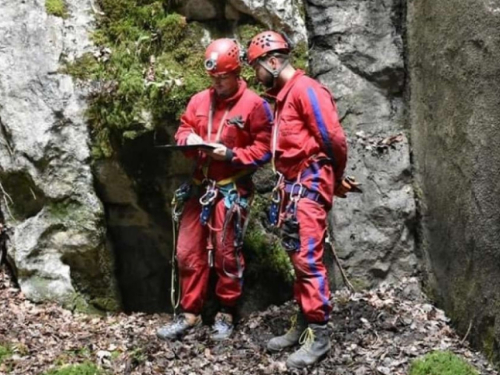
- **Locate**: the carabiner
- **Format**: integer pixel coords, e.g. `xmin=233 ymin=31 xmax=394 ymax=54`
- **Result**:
xmin=199 ymin=181 xmax=218 ymax=206
xmin=289 ymin=182 xmax=304 ymax=202
xmin=271 ymin=187 xmax=281 ymax=203
xmin=172 ymin=203 xmax=183 ymax=223
xmin=271 ymin=172 xmax=284 ymax=203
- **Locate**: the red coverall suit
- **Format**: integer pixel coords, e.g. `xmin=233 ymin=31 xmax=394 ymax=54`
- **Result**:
xmin=270 ymin=70 xmax=347 ymax=323
xmin=174 ymin=79 xmax=272 ymax=314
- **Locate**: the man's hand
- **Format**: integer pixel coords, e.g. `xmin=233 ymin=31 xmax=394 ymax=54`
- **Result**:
xmin=335 ymin=176 xmax=362 ymax=198
xmin=334 ymin=182 xmax=349 ymax=198
xmin=186 ymin=133 xmax=204 ymax=145
xmin=205 ymin=143 xmax=231 ymax=161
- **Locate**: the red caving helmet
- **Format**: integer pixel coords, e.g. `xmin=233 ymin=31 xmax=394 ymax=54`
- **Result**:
xmin=246 ymin=31 xmax=291 ymax=65
xmin=204 ymin=38 xmax=242 ymax=76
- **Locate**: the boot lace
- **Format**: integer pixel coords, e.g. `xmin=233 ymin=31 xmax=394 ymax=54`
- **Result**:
xmin=297 ymin=327 xmax=315 ymax=351
xmin=285 ymin=314 xmax=298 ymax=334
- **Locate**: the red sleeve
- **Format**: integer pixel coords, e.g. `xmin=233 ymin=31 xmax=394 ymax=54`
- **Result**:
xmin=231 ymin=99 xmax=273 ymax=167
xmin=297 ymin=84 xmax=347 ymax=181
xmin=174 ymin=95 xmax=200 ymax=159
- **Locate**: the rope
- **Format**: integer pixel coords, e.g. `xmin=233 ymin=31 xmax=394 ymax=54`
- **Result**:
xmin=170 ymin=209 xmax=181 ymax=315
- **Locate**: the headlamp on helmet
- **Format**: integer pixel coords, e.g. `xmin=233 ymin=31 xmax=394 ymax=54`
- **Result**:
xmin=204 ymin=39 xmax=242 ymax=76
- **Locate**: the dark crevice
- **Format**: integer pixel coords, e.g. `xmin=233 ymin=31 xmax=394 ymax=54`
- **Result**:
xmin=0 ymin=171 xmax=46 ymax=221
xmin=0 ymin=209 xmax=17 ymax=284
xmin=0 ymin=115 xmax=14 ymax=156
xmin=94 ymin=131 xmax=175 ymax=313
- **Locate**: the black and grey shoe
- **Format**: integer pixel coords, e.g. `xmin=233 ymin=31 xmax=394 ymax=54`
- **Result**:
xmin=286 ymin=323 xmax=331 ymax=369
xmin=267 ymin=312 xmax=307 ymax=352
xmin=210 ymin=312 xmax=234 ymax=341
xmin=156 ymin=313 xmax=201 ymax=341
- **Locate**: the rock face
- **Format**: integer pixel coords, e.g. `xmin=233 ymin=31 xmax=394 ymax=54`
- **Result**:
xmin=182 ymin=0 xmax=218 ymax=21
xmin=306 ymin=0 xmax=418 ymax=289
xmin=0 ymin=0 xmax=418 ymax=314
xmin=0 ymin=0 xmax=119 ymax=311
xmin=408 ymin=0 xmax=500 ymax=358
xmin=181 ymin=0 xmax=307 ymax=44
xmin=228 ymin=0 xmax=306 ymax=43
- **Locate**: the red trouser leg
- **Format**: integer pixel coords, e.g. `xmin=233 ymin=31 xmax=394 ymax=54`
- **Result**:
xmin=176 ymin=197 xmax=209 ymax=315
xmin=213 ymin=198 xmax=245 ymax=308
xmin=289 ymin=198 xmax=332 ymax=323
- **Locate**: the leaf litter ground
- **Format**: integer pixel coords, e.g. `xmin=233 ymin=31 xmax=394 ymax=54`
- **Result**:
xmin=0 ymin=269 xmax=496 ymax=375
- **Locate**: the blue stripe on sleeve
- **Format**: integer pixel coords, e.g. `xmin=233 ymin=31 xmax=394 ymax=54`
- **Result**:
xmin=232 ymin=151 xmax=272 ymax=167
xmin=251 ymin=151 xmax=272 ymax=166
xmin=262 ymin=100 xmax=274 ymax=126
xmin=306 ymin=87 xmax=336 ymax=164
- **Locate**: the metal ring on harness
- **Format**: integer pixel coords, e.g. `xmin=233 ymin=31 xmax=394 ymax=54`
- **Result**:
xmin=271 ymin=186 xmax=281 ymax=203
xmin=289 ymin=182 xmax=304 ymax=202
xmin=199 ymin=183 xmax=218 ymax=206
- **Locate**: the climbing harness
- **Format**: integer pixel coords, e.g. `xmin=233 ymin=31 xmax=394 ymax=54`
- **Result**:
xmin=169 ymin=93 xmax=254 ymax=310
xmin=279 ymin=177 xmax=303 ymax=252
xmin=220 ymin=187 xmax=251 ymax=280
xmin=199 ymin=180 xmax=218 ymax=225
xmin=269 ymin=97 xmax=330 ymax=252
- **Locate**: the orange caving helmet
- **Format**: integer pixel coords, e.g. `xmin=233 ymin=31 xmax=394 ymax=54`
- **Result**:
xmin=246 ymin=31 xmax=291 ymax=65
xmin=204 ymin=38 xmax=242 ymax=76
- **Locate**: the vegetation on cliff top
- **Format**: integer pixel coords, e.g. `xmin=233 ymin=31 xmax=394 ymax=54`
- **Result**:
xmin=65 ymin=0 xmax=308 ymax=158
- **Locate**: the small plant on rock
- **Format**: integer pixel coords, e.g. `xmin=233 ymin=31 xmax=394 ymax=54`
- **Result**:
xmin=45 ymin=0 xmax=68 ymax=18
xmin=409 ymin=351 xmax=479 ymax=375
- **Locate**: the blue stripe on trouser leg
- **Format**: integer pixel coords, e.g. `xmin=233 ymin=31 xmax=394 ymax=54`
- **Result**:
xmin=310 ymin=162 xmax=320 ymax=193
xmin=290 ymin=198 xmax=331 ymax=322
xmin=307 ymin=237 xmax=330 ymax=321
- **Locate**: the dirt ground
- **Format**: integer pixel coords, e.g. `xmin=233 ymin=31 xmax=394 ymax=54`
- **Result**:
xmin=0 ymin=269 xmax=496 ymax=375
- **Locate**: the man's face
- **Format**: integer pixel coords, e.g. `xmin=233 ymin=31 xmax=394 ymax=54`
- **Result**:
xmin=251 ymin=57 xmax=275 ymax=89
xmin=210 ymin=73 xmax=239 ymax=98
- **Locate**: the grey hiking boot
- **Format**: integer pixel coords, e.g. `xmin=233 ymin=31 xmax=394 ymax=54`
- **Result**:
xmin=210 ymin=312 xmax=234 ymax=341
xmin=156 ymin=312 xmax=201 ymax=341
xmin=267 ymin=312 xmax=307 ymax=352
xmin=286 ymin=324 xmax=331 ymax=369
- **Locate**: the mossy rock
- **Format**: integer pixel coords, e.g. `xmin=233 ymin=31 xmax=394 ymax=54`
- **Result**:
xmin=409 ymin=351 xmax=479 ymax=375
xmin=65 ymin=1 xmax=210 ymax=159
xmin=43 ymin=362 xmax=105 ymax=375
xmin=238 ymin=194 xmax=294 ymax=313
xmin=65 ymin=2 xmax=308 ymax=159
xmin=45 ymin=0 xmax=68 ymax=18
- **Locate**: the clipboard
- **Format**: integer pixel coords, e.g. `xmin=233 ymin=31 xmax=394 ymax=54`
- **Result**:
xmin=155 ymin=144 xmax=216 ymax=151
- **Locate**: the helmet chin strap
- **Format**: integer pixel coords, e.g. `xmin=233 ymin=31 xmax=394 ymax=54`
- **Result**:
xmin=258 ymin=57 xmax=289 ymax=89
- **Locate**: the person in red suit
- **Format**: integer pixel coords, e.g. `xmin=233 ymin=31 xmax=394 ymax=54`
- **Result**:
xmin=156 ymin=38 xmax=272 ymax=341
xmin=247 ymin=31 xmax=348 ymax=369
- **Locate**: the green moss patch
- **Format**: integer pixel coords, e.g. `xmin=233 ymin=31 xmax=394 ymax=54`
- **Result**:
xmin=43 ymin=362 xmax=105 ymax=375
xmin=0 ymin=344 xmax=12 ymax=365
xmin=64 ymin=1 xmax=210 ymax=158
xmin=409 ymin=351 xmax=479 ymax=375
xmin=46 ymin=0 xmax=68 ymax=18
xmin=244 ymin=195 xmax=293 ymax=282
